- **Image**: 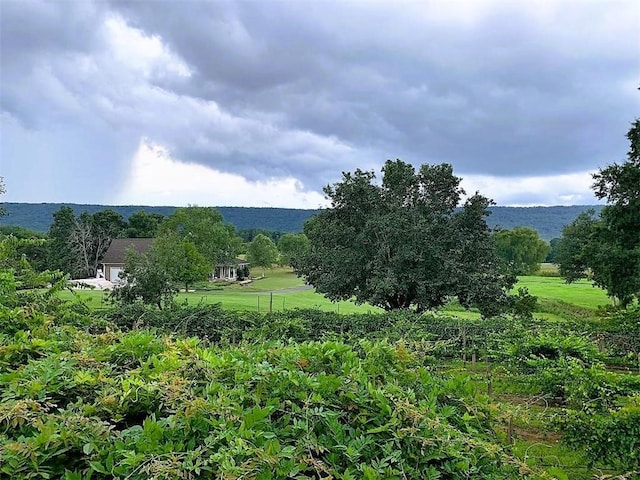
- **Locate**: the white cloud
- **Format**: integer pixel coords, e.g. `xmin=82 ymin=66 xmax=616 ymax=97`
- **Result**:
xmin=114 ymin=140 xmax=328 ymax=208
xmin=461 ymin=171 xmax=599 ymax=206
xmin=102 ymin=15 xmax=191 ymax=79
xmin=114 ymin=140 xmax=601 ymax=208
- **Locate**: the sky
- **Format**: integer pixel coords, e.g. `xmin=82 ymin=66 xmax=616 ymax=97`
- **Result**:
xmin=1 ymin=0 xmax=639 ymax=209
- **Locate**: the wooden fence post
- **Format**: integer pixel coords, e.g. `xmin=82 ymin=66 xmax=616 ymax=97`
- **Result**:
xmin=462 ymin=327 xmax=467 ymax=362
xmin=507 ymin=416 xmax=514 ymax=445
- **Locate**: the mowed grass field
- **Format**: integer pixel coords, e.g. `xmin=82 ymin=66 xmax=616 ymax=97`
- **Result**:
xmin=516 ymin=275 xmax=611 ymax=309
xmin=62 ymin=268 xmax=381 ymax=314
xmin=61 ymin=266 xmax=612 ymax=314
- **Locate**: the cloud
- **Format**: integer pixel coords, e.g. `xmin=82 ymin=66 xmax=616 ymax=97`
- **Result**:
xmin=461 ymin=171 xmax=598 ymax=206
xmin=1 ymin=0 xmax=638 ymax=207
xmin=114 ymin=140 xmax=327 ymax=208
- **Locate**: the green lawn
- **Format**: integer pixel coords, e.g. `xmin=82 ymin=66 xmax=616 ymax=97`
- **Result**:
xmin=62 ymin=268 xmax=611 ymax=315
xmin=59 ymin=288 xmax=380 ymax=314
xmin=225 ymin=267 xmax=304 ymax=291
xmin=60 ymin=267 xmax=379 ymax=314
xmin=179 ymin=290 xmax=380 ymax=314
xmin=515 ymin=275 xmax=611 ymax=309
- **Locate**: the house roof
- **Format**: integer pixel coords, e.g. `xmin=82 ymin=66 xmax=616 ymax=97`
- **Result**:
xmin=102 ymin=238 xmax=153 ymax=264
xmin=216 ymin=258 xmax=249 ymax=267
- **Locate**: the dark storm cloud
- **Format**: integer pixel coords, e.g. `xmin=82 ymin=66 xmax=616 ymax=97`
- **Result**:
xmin=0 ymin=1 xmax=141 ymax=203
xmin=111 ymin=0 xmax=639 ymax=179
xmin=1 ymin=0 xmax=638 ymax=205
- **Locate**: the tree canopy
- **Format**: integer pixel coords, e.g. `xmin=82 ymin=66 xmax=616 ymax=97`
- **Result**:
xmin=158 ymin=206 xmax=237 ymax=265
xmin=298 ymin=160 xmax=515 ymax=315
xmin=247 ymin=233 xmax=279 ymax=274
xmin=277 ymin=233 xmax=309 ymax=268
xmin=45 ymin=207 xmax=129 ymax=278
xmin=152 ymin=232 xmax=211 ymax=291
xmin=109 ymin=247 xmax=175 ymax=309
xmin=47 ymin=206 xmax=80 ymax=276
xmin=555 ymin=119 xmax=640 ymax=306
xmin=494 ymin=227 xmax=549 ymax=275
xmin=125 ymin=211 xmax=164 ymax=238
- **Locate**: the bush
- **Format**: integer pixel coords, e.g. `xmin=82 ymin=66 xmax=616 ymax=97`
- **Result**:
xmin=562 ymin=396 xmax=640 ymax=471
xmin=1 ymin=334 xmax=539 ymax=479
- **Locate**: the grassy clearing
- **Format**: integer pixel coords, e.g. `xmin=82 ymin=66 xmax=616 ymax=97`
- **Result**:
xmin=515 ymin=276 xmax=610 ymax=309
xmin=179 ymin=290 xmax=381 ymax=314
xmin=224 ymin=267 xmax=304 ymax=291
xmin=63 ymin=268 xmax=611 ymax=317
xmin=59 ymin=289 xmax=380 ymax=314
xmin=60 ymin=267 xmax=380 ymax=314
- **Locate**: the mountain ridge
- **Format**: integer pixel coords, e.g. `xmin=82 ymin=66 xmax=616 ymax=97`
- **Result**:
xmin=0 ymin=202 xmax=604 ymax=241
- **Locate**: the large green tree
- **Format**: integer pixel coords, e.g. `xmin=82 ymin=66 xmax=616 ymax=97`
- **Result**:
xmin=158 ymin=206 xmax=237 ymax=266
xmin=125 ymin=211 xmax=164 ymax=238
xmin=47 ymin=206 xmax=78 ymax=276
xmin=554 ymin=211 xmax=598 ymax=283
xmin=494 ymin=227 xmax=549 ymax=275
xmin=153 ymin=232 xmax=211 ymax=291
xmin=110 ymin=248 xmax=175 ymax=309
xmin=47 ymin=207 xmax=127 ymax=278
xmin=298 ymin=160 xmax=515 ymax=315
xmin=0 ymin=236 xmax=50 ymax=289
xmin=277 ymin=233 xmax=309 ymax=268
xmin=247 ymin=233 xmax=279 ymax=276
xmin=556 ymin=120 xmax=640 ymax=306
xmin=545 ymin=237 xmax=561 ymax=263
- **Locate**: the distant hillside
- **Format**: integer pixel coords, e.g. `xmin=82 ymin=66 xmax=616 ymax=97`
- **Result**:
xmin=0 ymin=203 xmax=319 ymax=234
xmin=0 ymin=202 xmax=603 ymax=240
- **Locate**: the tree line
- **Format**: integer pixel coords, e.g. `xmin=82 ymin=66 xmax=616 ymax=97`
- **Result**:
xmin=0 ymin=188 xmax=313 ymax=308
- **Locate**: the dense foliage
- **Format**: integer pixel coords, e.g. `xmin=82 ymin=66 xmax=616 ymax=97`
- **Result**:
xmin=124 ymin=211 xmax=164 ymax=238
xmin=158 ymin=206 xmax=239 ymax=267
xmin=152 ymin=232 xmax=212 ymax=291
xmin=109 ymin=249 xmax=176 ymax=309
xmin=556 ymin=120 xmax=640 ymax=306
xmin=247 ymin=234 xmax=280 ymax=272
xmin=2 ymin=261 xmax=640 ymax=478
xmin=278 ymin=233 xmax=309 ymax=268
xmin=299 ymin=160 xmax=515 ymax=315
xmin=46 ymin=207 xmax=151 ymax=279
xmin=494 ymin=227 xmax=549 ymax=275
xmin=2 ymin=187 xmax=639 ymax=479
xmin=238 ymin=228 xmax=285 ymax=244
xmin=1 ymin=275 xmax=544 ymax=479
xmin=554 ymin=211 xmax=598 ymax=283
xmin=0 ymin=225 xmax=46 ymax=239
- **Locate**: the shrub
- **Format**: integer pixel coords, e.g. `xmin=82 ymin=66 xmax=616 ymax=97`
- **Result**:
xmin=562 ymin=396 xmax=640 ymax=471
